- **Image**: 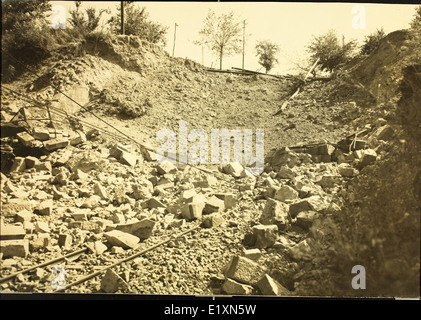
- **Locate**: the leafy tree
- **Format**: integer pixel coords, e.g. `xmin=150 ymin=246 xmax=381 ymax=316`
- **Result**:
xmin=360 ymin=28 xmax=386 ymax=55
xmin=68 ymin=1 xmax=108 ymax=35
xmin=307 ymin=30 xmax=358 ymax=72
xmin=108 ymin=2 xmax=168 ymax=46
xmin=1 ymin=0 xmax=55 ymax=81
xmin=255 ymin=40 xmax=280 ymax=73
xmin=196 ymin=10 xmax=243 ymax=70
xmin=410 ymin=6 xmax=421 ymax=44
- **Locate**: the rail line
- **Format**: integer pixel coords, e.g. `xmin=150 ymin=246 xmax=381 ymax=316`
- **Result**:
xmin=0 ymin=224 xmax=201 ymax=293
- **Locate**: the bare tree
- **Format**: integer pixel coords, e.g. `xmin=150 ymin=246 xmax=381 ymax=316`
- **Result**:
xmin=195 ymin=10 xmax=243 ymax=70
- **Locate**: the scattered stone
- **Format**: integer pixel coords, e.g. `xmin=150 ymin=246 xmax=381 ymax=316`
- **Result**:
xmin=147 ymin=197 xmax=166 ymax=209
xmin=132 ymin=179 xmax=154 ymax=200
xmin=0 ymin=239 xmax=29 ymax=258
xmin=223 ymin=162 xmax=244 ymax=178
xmin=115 ymin=219 xmax=156 ymax=240
xmin=260 ymin=198 xmax=290 ymax=229
xmin=30 ymin=233 xmax=51 ymax=251
xmin=58 ymin=234 xmax=73 ymax=250
xmin=44 ymin=137 xmax=69 ymax=151
xmin=120 ymin=151 xmax=138 ymax=166
xmin=222 ymin=278 xmax=254 ymax=295
xmin=277 ymin=166 xmax=295 ymax=179
xmin=71 ymin=169 xmax=89 ymax=181
xmin=289 ymin=239 xmax=312 ymax=261
xmin=32 ymin=128 xmax=50 ymax=141
xmin=242 ymin=248 xmax=262 ymax=261
xmin=318 ymin=174 xmax=342 ymax=188
xmin=156 ymin=162 xmax=177 ymax=175
xmin=339 ymin=165 xmax=358 ymax=177
xmin=273 ymin=185 xmax=299 ymax=201
xmin=257 ymin=274 xmax=290 ymax=296
xmin=16 ymin=131 xmax=35 ymax=147
xmin=295 ymin=211 xmax=317 ymax=230
xmin=15 ymin=210 xmax=32 ymax=223
xmin=203 ymin=196 xmax=225 ymax=214
xmin=33 ymin=268 xmax=49 ymax=281
xmin=374 ymin=125 xmax=394 ymax=141
xmin=93 ymin=182 xmax=108 ymax=200
xmin=25 ymin=156 xmax=40 ymax=168
xmin=87 ymin=240 xmax=108 ymax=255
xmin=180 ymin=189 xmax=197 ymax=203
xmin=111 ymin=246 xmax=125 ymax=254
xmin=215 ymin=193 xmax=237 ymax=209
xmin=143 ymin=149 xmax=157 ymax=162
xmin=100 ymin=269 xmax=129 ymax=293
xmin=0 ymin=225 xmax=26 ymax=240
xmin=252 ymin=224 xmax=278 ymax=249
xmin=35 ymin=200 xmax=53 ymax=216
xmin=181 ymin=202 xmax=204 ymax=220
xmin=289 ymin=196 xmax=327 ymax=218
xmin=69 ymin=130 xmax=87 ymax=145
xmin=359 ymin=149 xmax=377 ymax=168
xmin=224 ymin=255 xmax=267 ymax=286
xmin=201 ymin=212 xmax=224 ymax=228
xmin=34 ymin=161 xmax=52 ymax=172
xmin=104 ymin=230 xmax=140 ymax=249
xmin=35 ymin=221 xmax=50 ymax=233
xmin=10 ymin=157 xmax=26 ymax=173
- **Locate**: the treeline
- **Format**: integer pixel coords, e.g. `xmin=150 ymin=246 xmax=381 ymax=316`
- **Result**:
xmin=1 ymin=1 xmax=168 ymax=81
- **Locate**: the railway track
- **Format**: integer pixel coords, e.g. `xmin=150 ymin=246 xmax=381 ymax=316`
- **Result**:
xmin=0 ymin=224 xmax=201 ymax=293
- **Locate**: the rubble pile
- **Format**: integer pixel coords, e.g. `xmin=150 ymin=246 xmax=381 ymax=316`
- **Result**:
xmin=0 ymin=113 xmax=392 ymax=294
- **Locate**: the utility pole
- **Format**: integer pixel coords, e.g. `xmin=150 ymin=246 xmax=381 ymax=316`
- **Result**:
xmin=172 ymin=23 xmax=178 ymax=57
xmin=242 ymin=20 xmax=246 ymax=69
xmin=120 ymin=1 xmax=125 ymax=35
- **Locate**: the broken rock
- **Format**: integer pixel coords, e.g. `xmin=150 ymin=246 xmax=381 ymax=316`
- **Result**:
xmin=0 ymin=239 xmax=29 ymax=258
xmin=10 ymin=157 xmax=26 ymax=173
xmin=273 ymin=185 xmax=299 ymax=202
xmin=115 ymin=219 xmax=156 ymax=240
xmin=0 ymin=225 xmax=26 ymax=240
xmin=44 ymin=137 xmax=69 ymax=151
xmin=359 ymin=149 xmax=377 ymax=168
xmin=223 ymin=162 xmax=244 ymax=178
xmin=224 ymin=256 xmax=267 ymax=286
xmin=100 ymin=269 xmax=129 ymax=293
xmin=203 ymin=196 xmax=225 ymax=214
xmin=257 ymin=274 xmax=291 ymax=296
xmin=181 ymin=202 xmax=204 ymax=220
xmin=252 ymin=224 xmax=278 ymax=249
xmin=242 ymin=248 xmax=262 ymax=261
xmin=35 ymin=200 xmax=54 ymax=216
xmin=201 ymin=212 xmax=224 ymax=228
xmin=260 ymin=198 xmax=289 ymax=229
xmin=222 ymin=278 xmax=254 ymax=295
xmin=295 ymin=211 xmax=318 ymax=230
xmin=104 ymin=230 xmax=140 ymax=249
xmin=289 ymin=196 xmax=327 ymax=218
xmin=58 ymin=234 xmax=73 ymax=250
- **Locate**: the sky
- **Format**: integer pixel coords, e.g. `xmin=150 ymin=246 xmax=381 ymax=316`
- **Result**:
xmin=50 ymin=1 xmax=418 ymax=74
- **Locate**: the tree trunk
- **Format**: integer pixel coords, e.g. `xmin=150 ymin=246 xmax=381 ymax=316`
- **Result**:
xmin=219 ymin=47 xmax=223 ymax=70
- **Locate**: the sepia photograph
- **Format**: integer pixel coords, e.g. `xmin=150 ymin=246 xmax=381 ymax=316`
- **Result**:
xmin=0 ymin=0 xmax=420 ymax=304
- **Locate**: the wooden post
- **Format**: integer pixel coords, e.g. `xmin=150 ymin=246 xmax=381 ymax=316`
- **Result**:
xmin=172 ymin=23 xmax=178 ymax=57
xmin=121 ymin=1 xmax=125 ymax=35
xmin=242 ymin=20 xmax=246 ymax=69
